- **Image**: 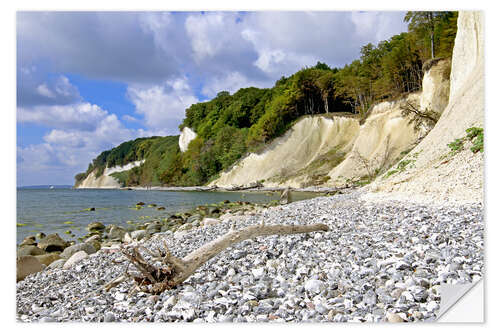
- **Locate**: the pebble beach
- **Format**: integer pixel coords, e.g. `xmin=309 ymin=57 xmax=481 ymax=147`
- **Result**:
xmin=16 ymin=189 xmax=484 ymax=323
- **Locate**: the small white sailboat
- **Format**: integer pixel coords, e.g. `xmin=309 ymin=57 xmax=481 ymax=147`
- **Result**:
xmin=49 ymin=185 xmax=54 ymax=189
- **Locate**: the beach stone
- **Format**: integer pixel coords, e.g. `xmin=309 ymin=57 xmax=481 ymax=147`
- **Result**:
xmin=386 ymin=312 xmax=405 ymax=322
xmin=202 ymin=218 xmax=220 ymax=228
xmin=157 ymin=206 xmax=166 ymax=210
xmin=122 ymin=232 xmax=133 ymax=243
xmin=60 ymin=243 xmax=96 ymax=259
xmin=304 ymin=279 xmax=326 ymax=295
xmin=34 ymin=253 xmax=61 ymax=266
xmin=107 ymin=225 xmax=126 ymax=240
xmin=131 ymin=230 xmax=146 ymax=241
xmin=63 ymin=251 xmax=88 ymax=269
xmin=17 ymin=255 xmax=43 ymax=281
xmin=36 ymin=232 xmax=46 ymax=240
xmin=37 ymin=233 xmax=68 ymax=252
xmin=146 ymin=222 xmax=162 ymax=234
xmin=17 ymin=245 xmax=46 ymax=257
xmin=87 ymin=222 xmax=105 ymax=232
xmin=48 ymin=258 xmax=66 ymax=269
xmin=20 ymin=236 xmax=37 ymax=247
xmin=104 ymin=312 xmax=116 ymax=322
xmin=85 ymin=235 xmax=101 ymax=251
xmin=136 ymin=202 xmax=145 ymax=206
xmin=187 ymin=214 xmax=201 ymax=224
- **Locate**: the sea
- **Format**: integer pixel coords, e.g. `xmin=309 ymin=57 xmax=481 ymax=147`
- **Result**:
xmin=16 ymin=186 xmax=319 ymax=244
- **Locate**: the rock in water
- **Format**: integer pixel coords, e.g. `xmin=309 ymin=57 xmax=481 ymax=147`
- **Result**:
xmin=107 ymin=225 xmax=126 ymax=241
xmin=87 ymin=222 xmax=105 ymax=232
xmin=19 ymin=236 xmax=37 ymax=247
xmin=17 ymin=256 xmax=43 ymax=281
xmin=37 ymin=233 xmax=68 ymax=252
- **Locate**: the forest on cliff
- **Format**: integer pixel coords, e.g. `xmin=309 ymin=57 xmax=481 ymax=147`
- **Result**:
xmin=75 ymin=11 xmax=458 ymax=188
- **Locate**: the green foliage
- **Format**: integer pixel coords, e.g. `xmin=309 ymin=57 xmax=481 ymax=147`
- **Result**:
xmin=447 ymin=138 xmax=465 ymax=153
xmin=76 ymin=11 xmax=459 ymax=187
xmin=74 ymin=172 xmax=86 ymax=183
xmin=446 ymin=127 xmax=484 ymax=156
xmin=466 ymin=127 xmax=484 ymax=153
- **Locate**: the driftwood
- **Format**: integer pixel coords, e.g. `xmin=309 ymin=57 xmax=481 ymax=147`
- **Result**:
xmin=227 ymin=182 xmax=264 ymax=191
xmin=119 ymin=223 xmax=328 ymax=294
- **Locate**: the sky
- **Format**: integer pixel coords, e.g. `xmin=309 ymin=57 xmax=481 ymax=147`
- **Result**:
xmin=16 ymin=11 xmax=409 ymax=186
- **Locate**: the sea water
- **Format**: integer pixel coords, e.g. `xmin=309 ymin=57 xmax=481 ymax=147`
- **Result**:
xmin=16 ymin=187 xmax=318 ymax=244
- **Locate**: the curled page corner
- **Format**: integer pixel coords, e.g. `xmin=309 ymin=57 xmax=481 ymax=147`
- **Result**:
xmin=437 ymin=279 xmax=484 ymax=322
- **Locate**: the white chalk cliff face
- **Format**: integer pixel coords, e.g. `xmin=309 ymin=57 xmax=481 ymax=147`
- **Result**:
xmin=179 ymin=127 xmax=197 ymax=152
xmin=372 ymin=11 xmax=484 ymax=203
xmin=211 ymin=53 xmax=451 ymax=188
xmin=76 ymin=160 xmax=145 ymax=189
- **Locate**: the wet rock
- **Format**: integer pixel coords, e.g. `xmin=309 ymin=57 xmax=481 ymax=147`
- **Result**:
xmin=34 ymin=253 xmax=61 ymax=266
xmin=17 ymin=245 xmax=46 ymax=257
xmin=19 ymin=236 xmax=37 ymax=247
xmin=107 ymin=225 xmax=126 ymax=241
xmin=37 ymin=233 xmax=68 ymax=252
xmin=17 ymin=255 xmax=43 ymax=281
xmin=87 ymin=222 xmax=105 ymax=232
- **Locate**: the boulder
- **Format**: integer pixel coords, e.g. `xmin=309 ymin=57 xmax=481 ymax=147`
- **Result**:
xmin=136 ymin=202 xmax=145 ymax=206
xmin=17 ymin=245 xmax=46 ymax=257
xmin=60 ymin=243 xmax=96 ymax=259
xmin=37 ymin=233 xmax=68 ymax=252
xmin=48 ymin=258 xmax=66 ymax=269
xmin=35 ymin=253 xmax=61 ymax=266
xmin=63 ymin=251 xmax=88 ymax=269
xmin=107 ymin=225 xmax=126 ymax=241
xmin=201 ymin=218 xmax=221 ymax=228
xmin=19 ymin=236 xmax=37 ymax=247
xmin=36 ymin=232 xmax=46 ymax=240
xmin=186 ymin=214 xmax=201 ymax=224
xmin=131 ymin=230 xmax=146 ymax=241
xmin=87 ymin=222 xmax=105 ymax=232
xmin=85 ymin=234 xmax=102 ymax=251
xmin=157 ymin=206 xmax=166 ymax=210
xmin=17 ymin=256 xmax=43 ymax=282
xmin=145 ymin=222 xmax=162 ymax=234
xmin=122 ymin=233 xmax=133 ymax=243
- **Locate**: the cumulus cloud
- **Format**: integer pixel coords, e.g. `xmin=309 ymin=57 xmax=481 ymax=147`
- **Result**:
xmin=18 ymin=102 xmax=108 ymax=131
xmin=201 ymin=71 xmax=273 ymax=97
xmin=16 ymin=11 xmax=410 ymax=185
xmin=17 ymin=12 xmax=186 ymax=83
xmin=127 ymin=77 xmax=198 ymax=133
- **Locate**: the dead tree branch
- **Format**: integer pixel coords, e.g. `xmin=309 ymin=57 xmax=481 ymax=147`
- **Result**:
xmin=120 ymin=223 xmax=329 ymax=294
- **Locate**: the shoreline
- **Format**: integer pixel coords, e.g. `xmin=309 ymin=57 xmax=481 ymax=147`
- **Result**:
xmin=16 ymin=189 xmax=484 ymax=322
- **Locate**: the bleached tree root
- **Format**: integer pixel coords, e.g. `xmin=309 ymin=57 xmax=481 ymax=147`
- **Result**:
xmin=121 ymin=223 xmax=329 ymax=294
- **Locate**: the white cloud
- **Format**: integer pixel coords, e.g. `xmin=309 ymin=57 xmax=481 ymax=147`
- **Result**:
xmin=127 ymin=77 xmax=198 ymax=132
xmin=36 ymin=83 xmax=55 ymax=98
xmin=201 ymin=71 xmax=273 ymax=98
xmin=18 ymin=102 xmax=108 ymax=131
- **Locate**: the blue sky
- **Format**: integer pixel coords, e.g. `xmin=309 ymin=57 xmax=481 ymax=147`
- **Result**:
xmin=16 ymin=11 xmax=408 ymax=186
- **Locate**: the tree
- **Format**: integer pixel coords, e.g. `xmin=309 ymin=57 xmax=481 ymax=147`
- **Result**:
xmin=404 ymin=11 xmax=452 ymax=59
